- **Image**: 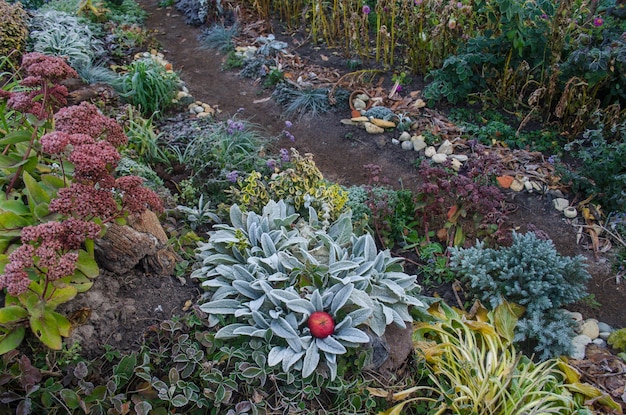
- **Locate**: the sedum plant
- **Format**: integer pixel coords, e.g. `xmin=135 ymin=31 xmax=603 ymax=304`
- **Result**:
xmin=450 ymin=232 xmax=591 ymax=360
xmin=192 ymin=200 xmax=424 ymax=380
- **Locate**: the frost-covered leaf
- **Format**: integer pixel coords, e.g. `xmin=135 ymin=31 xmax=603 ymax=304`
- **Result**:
xmin=315 ymin=336 xmax=346 ymax=355
xmin=302 ymin=341 xmax=320 ymax=378
xmin=310 ymin=290 xmax=323 ymax=311
xmin=271 ymin=317 xmax=299 ymax=339
xmin=286 ymin=299 xmax=316 ymax=315
xmin=268 ymin=346 xmax=287 ymax=367
xmin=334 ymin=327 xmax=370 ymax=343
xmin=199 ymin=299 xmax=241 ymax=314
xmin=330 ymin=283 xmax=353 ymax=315
xmin=215 ymin=324 xmax=249 ymax=339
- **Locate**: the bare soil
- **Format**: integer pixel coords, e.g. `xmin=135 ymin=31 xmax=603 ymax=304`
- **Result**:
xmin=66 ymin=0 xmax=624 ymax=360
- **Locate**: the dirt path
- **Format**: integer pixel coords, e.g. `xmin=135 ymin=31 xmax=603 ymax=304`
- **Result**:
xmin=141 ymin=0 xmax=625 ymax=328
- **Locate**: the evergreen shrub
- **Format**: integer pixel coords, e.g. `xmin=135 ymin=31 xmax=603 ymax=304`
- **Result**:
xmin=450 ymin=232 xmax=591 ymax=360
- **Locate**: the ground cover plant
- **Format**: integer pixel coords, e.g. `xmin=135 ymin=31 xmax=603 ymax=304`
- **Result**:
xmin=1 ymin=0 xmax=626 ymax=413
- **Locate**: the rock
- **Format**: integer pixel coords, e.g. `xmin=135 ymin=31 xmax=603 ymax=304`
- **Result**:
xmin=510 ymin=179 xmax=524 ymax=192
xmin=391 ymin=138 xmax=400 ymax=145
xmin=599 ymin=332 xmax=612 ymax=341
xmin=580 ymin=319 xmax=600 ymax=339
xmin=353 ymin=98 xmax=366 ymax=110
xmin=592 ymin=338 xmax=606 ymax=347
xmin=432 ymin=153 xmax=448 ymax=163
xmin=364 ymin=122 xmax=385 ymax=134
xmin=437 ymin=139 xmax=454 ymax=155
xmin=351 ymin=116 xmax=369 ymax=122
xmin=425 ymin=146 xmax=436 ymax=158
xmin=411 ymin=135 xmax=427 ymax=152
xmin=399 ymin=131 xmax=411 ymax=141
xmin=401 ymin=140 xmax=414 ymax=150
xmin=598 ymin=322 xmax=613 ymax=333
xmin=356 ymin=93 xmax=370 ymax=102
xmin=570 ymin=334 xmax=592 ymax=359
xmin=378 ymin=325 xmax=414 ymax=373
xmin=341 ymin=119 xmax=360 ymax=126
xmin=370 ymin=118 xmax=396 ymax=128
xmin=567 ymin=311 xmax=584 ymax=324
xmin=450 ymin=158 xmax=462 ymax=171
xmin=449 ymin=154 xmax=468 ymax=162
xmin=524 ymin=180 xmax=533 ymax=191
xmin=496 ymin=175 xmax=514 ymax=189
xmin=553 ymin=198 xmax=570 ymax=211
xmin=413 ymin=98 xmax=426 ymax=109
xmin=563 ymin=207 xmax=578 ymax=218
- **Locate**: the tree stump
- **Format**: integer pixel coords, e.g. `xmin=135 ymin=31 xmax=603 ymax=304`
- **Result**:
xmin=94 ymin=210 xmax=179 ymax=276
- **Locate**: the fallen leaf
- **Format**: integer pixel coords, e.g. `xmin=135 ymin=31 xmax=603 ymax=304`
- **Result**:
xmin=320 ymin=54 xmax=328 ymax=61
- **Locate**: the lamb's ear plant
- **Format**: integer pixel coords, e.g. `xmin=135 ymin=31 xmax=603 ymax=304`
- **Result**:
xmin=374 ymin=300 xmax=620 ymax=415
xmin=192 ymin=200 xmax=424 ymax=381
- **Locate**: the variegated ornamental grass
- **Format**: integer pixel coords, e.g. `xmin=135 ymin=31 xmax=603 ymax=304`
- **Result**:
xmin=192 ymin=200 xmax=424 ymax=380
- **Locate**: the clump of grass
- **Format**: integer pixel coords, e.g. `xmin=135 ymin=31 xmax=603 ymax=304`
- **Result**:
xmin=198 ymin=23 xmax=240 ymax=53
xmin=272 ymin=83 xmax=332 ymax=120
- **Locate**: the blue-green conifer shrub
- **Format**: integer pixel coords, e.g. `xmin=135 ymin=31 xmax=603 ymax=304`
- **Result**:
xmin=450 ymin=232 xmax=590 ymax=360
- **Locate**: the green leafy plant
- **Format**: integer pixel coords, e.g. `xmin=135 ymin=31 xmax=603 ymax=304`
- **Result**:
xmin=227 ymin=148 xmax=348 ymax=222
xmin=192 ymin=200 xmax=424 ymax=381
xmin=175 ymin=193 xmax=221 ymax=231
xmin=608 ymin=328 xmax=626 ymax=353
xmin=120 ymin=57 xmax=181 ymax=118
xmin=0 ymin=0 xmax=29 ymax=70
xmin=450 ymin=232 xmax=591 ymax=359
xmin=374 ymin=300 xmax=620 ymax=415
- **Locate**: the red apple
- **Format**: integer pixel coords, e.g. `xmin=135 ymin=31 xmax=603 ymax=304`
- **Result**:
xmin=308 ymin=311 xmax=335 ymax=338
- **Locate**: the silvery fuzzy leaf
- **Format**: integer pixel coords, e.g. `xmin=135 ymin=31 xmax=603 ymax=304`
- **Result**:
xmin=268 ymin=271 xmax=290 ymax=282
xmin=333 ymin=327 xmax=370 ymax=344
xmin=232 ymin=280 xmax=261 ymax=299
xmin=199 ymin=299 xmax=241 ymax=314
xmin=234 ymin=308 xmax=252 ymax=318
xmin=200 ymin=278 xmax=230 ymax=288
xmin=329 ymin=261 xmax=359 ymax=276
xmin=308 ymin=206 xmax=319 ymax=227
xmin=353 ymin=261 xmax=374 ymax=278
xmin=268 ymin=346 xmax=287 ymax=367
xmin=269 ymin=307 xmax=283 ymax=319
xmin=286 ymin=299 xmax=316 ymax=315
xmin=232 ymin=246 xmax=246 ymax=263
xmin=370 ymin=285 xmax=399 ymax=304
xmin=369 ymin=304 xmax=387 ymax=336
xmin=310 ymin=290 xmax=323 ymax=311
xmin=201 ymin=253 xmax=241 ymax=266
xmin=261 ymin=233 xmax=277 ymax=257
xmin=404 ymin=294 xmax=425 ymax=307
xmin=215 ymin=323 xmax=249 ymax=339
xmin=252 ymin=311 xmax=270 ymax=328
xmin=350 ymin=289 xmax=374 ymax=310
xmin=372 ymin=251 xmax=386 ymax=272
xmin=211 ymin=286 xmax=238 ymax=300
xmin=330 ymin=283 xmax=354 ymax=315
xmin=285 ymin=312 xmax=299 ymax=331
xmin=333 ymin=316 xmax=352 ymax=332
xmin=325 ymin=351 xmax=338 ymax=381
xmin=316 ymin=336 xmax=346 ymax=354
xmin=258 ymin=216 xmax=270 ymax=234
xmin=271 ymin=317 xmax=299 ymax=339
xmin=379 ymin=279 xmax=406 ymax=298
xmin=248 ymin=295 xmax=266 ymax=312
xmin=297 ymin=249 xmax=321 ymax=266
xmin=209 ymin=231 xmax=240 ymax=244
xmin=285 ymin=349 xmax=304 ymax=371
xmin=269 ymin=288 xmax=300 ymax=304
xmin=346 ymin=308 xmax=373 ymax=327
xmin=232 ymin=265 xmax=256 ymax=282
xmin=327 ymin=212 xmax=353 ymax=245
xmin=385 ymin=272 xmax=417 ymax=288
xmin=389 ymin=302 xmax=411 ymax=321
xmin=276 ymin=252 xmax=305 ymax=271
xmin=285 ymin=335 xmax=303 ymax=353
xmin=272 ymin=212 xmax=300 ymax=228
xmin=302 ymin=341 xmax=320 ymax=378
xmin=382 ymin=304 xmax=395 ymax=325
xmin=248 ymin=222 xmax=259 ymax=247
xmin=229 ymin=204 xmax=244 ymax=229
xmin=208 ymin=314 xmax=220 ymax=327
xmin=233 ymin=325 xmax=268 ymax=338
